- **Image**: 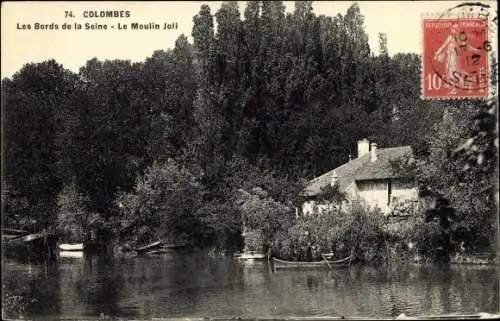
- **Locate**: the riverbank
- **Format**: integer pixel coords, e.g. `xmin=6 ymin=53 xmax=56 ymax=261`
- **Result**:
xmin=404 ymin=253 xmax=496 ymax=266
xmin=450 ymin=252 xmax=495 ymax=265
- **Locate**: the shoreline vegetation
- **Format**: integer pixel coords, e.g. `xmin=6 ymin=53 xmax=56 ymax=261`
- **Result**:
xmin=2 ymin=1 xmax=497 ymax=267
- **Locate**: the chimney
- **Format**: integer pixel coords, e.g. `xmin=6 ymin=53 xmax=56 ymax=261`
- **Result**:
xmin=370 ymin=142 xmax=377 ymax=162
xmin=330 ymin=170 xmax=338 ymax=186
xmin=357 ymin=139 xmax=369 ymax=158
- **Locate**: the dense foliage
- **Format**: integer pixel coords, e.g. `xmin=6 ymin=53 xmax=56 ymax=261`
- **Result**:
xmin=2 ymin=1 xmax=496 ymax=258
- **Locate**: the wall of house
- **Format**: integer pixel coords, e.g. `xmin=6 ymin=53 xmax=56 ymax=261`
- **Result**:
xmin=357 ymin=179 xmax=390 ymax=213
xmin=356 ymin=178 xmax=418 ymax=214
xmin=391 ymin=178 xmax=418 ymax=201
xmin=302 ymin=179 xmax=418 ymax=216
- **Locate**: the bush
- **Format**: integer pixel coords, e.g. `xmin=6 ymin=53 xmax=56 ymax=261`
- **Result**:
xmin=1 ymin=286 xmax=35 ymax=319
xmin=242 ymin=229 xmax=264 ymax=252
xmin=345 ymin=207 xmax=390 ymax=262
xmin=116 ymin=159 xmax=204 ymax=244
xmin=406 ymin=203 xmax=483 ymax=263
xmin=408 ymin=215 xmax=444 ymax=262
xmin=55 ymin=182 xmax=102 ymax=243
xmin=267 ymin=206 xmax=392 ymax=263
xmin=239 ymin=187 xmax=295 ymax=253
xmin=245 ymin=190 xmax=488 ymax=265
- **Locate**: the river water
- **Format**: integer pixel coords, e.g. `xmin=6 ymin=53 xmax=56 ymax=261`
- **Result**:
xmin=2 ymin=252 xmax=498 ymax=319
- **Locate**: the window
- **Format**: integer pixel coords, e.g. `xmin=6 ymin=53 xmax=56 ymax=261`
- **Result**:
xmin=312 ymin=203 xmax=319 ymax=215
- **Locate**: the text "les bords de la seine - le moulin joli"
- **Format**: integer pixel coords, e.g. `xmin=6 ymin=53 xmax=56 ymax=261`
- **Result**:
xmin=16 ymin=10 xmax=179 ymax=31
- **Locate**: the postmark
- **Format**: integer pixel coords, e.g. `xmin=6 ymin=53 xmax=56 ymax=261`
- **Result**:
xmin=421 ymin=3 xmax=495 ymax=100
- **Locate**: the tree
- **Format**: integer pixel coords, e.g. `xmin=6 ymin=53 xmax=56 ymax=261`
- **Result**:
xmin=2 ymin=60 xmax=75 ymax=232
xmin=75 ymin=59 xmax=149 ymax=215
xmin=191 ymin=4 xmax=227 ymax=174
xmin=317 ymin=183 xmax=347 ymax=213
xmin=116 ymin=159 xmax=203 ymax=245
xmin=416 ymin=102 xmax=497 ymax=253
xmin=378 ymin=32 xmax=388 ymax=57
xmin=238 ymin=187 xmax=295 ymax=253
xmin=4 ymin=1 xmax=494 ymax=258
xmin=192 ymin=4 xmax=216 ymax=84
xmin=143 ymin=35 xmax=195 ymax=164
xmin=55 ymin=182 xmax=102 ymax=242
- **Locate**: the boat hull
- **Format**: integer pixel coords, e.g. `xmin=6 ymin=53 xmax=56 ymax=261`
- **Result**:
xmin=3 ymin=232 xmax=59 ymax=261
xmin=59 ymin=243 xmax=84 ymax=251
xmin=235 ymin=253 xmax=266 ymax=260
xmin=272 ymin=256 xmax=352 ymax=269
xmin=133 ymin=241 xmax=162 ymax=254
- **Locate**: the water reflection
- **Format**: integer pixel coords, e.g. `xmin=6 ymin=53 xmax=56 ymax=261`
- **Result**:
xmin=76 ymin=255 xmax=127 ymax=318
xmin=2 ymin=253 xmax=498 ymax=319
xmin=2 ymin=259 xmax=61 ymax=318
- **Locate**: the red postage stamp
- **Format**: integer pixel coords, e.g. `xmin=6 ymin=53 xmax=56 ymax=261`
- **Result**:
xmin=422 ymin=17 xmax=490 ymax=100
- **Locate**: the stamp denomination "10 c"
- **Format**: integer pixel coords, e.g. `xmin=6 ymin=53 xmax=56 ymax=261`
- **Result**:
xmin=422 ymin=17 xmax=490 ymax=100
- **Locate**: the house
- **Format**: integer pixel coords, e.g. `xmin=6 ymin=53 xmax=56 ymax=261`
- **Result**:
xmin=302 ymin=139 xmax=418 ymax=215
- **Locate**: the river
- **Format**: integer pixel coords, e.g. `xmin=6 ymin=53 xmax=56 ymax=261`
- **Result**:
xmin=2 ymin=252 xmax=498 ymax=319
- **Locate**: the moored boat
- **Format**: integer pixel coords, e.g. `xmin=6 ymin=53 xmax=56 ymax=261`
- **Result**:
xmin=7 ymin=233 xmax=46 ymax=244
xmin=272 ymin=255 xmax=352 ymax=269
xmin=2 ymin=234 xmax=27 ymax=242
xmin=133 ymin=240 xmax=162 ymax=254
xmin=3 ymin=232 xmax=59 ymax=260
xmin=59 ymin=243 xmax=84 ymax=251
xmin=146 ymin=247 xmax=173 ymax=255
xmin=2 ymin=228 xmax=29 ymax=237
xmin=235 ymin=252 xmax=266 ymax=260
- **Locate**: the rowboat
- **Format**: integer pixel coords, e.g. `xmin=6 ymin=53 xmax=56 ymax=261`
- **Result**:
xmin=133 ymin=240 xmax=162 ymax=254
xmin=2 ymin=228 xmax=29 ymax=236
xmin=3 ymin=232 xmax=59 ymax=260
xmin=59 ymin=243 xmax=84 ymax=251
xmin=272 ymin=255 xmax=352 ymax=269
xmin=2 ymin=234 xmax=27 ymax=241
xmin=6 ymin=232 xmax=58 ymax=247
xmin=7 ymin=233 xmax=46 ymax=244
xmin=234 ymin=252 xmax=266 ymax=260
xmin=146 ymin=247 xmax=173 ymax=255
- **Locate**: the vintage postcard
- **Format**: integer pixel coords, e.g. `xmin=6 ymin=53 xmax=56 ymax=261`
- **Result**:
xmin=1 ymin=1 xmax=499 ymax=320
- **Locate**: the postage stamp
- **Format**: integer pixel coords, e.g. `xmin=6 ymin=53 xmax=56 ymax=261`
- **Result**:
xmin=422 ymin=15 xmax=490 ymax=100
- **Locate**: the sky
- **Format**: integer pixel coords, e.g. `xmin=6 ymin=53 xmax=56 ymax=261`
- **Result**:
xmin=1 ymin=1 xmax=497 ymax=79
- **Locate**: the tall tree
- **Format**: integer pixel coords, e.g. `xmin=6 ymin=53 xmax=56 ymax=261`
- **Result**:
xmin=416 ymin=102 xmax=497 ymax=251
xmin=191 ymin=4 xmax=224 ymax=174
xmin=75 ymin=59 xmax=148 ymax=214
xmin=144 ymin=35 xmax=196 ymax=164
xmin=3 ymin=60 xmax=75 ymax=232
xmin=214 ymin=1 xmax=245 ymax=159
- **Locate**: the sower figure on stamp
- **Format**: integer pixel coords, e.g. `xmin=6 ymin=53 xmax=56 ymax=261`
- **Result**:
xmin=433 ymin=24 xmax=482 ymax=94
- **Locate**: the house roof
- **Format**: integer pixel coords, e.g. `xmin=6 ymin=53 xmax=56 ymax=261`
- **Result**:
xmin=303 ymin=146 xmax=413 ymax=197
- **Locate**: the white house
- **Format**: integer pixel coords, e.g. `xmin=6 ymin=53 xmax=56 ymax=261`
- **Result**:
xmin=302 ymin=139 xmax=418 ymax=215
